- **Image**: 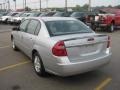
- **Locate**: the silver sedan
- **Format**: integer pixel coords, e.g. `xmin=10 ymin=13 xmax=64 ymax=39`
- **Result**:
xmin=11 ymin=17 xmax=112 ymax=77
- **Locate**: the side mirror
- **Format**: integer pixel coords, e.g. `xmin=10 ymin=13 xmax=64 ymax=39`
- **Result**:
xmin=12 ymin=27 xmax=20 ymax=31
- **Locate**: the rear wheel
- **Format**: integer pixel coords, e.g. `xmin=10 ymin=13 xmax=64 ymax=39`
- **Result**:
xmin=33 ymin=52 xmax=46 ymax=77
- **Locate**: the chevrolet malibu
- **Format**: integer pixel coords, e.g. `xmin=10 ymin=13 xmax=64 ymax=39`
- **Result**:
xmin=11 ymin=17 xmax=112 ymax=77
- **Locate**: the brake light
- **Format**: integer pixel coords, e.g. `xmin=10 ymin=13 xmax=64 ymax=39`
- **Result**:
xmin=52 ymin=41 xmax=67 ymax=56
xmin=107 ymin=36 xmax=111 ymax=48
xmin=100 ymin=15 xmax=106 ymax=22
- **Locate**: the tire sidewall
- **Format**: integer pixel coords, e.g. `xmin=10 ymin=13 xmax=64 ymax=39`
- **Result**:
xmin=33 ymin=52 xmax=45 ymax=76
xmin=12 ymin=39 xmax=18 ymax=50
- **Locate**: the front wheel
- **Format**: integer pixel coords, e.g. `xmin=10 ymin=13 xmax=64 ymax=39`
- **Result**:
xmin=33 ymin=52 xmax=46 ymax=77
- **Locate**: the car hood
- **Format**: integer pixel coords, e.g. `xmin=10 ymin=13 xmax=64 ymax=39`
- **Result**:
xmin=2 ymin=16 xmax=11 ymax=18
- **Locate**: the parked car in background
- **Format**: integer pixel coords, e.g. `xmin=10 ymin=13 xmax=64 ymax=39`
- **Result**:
xmin=28 ymin=12 xmax=41 ymax=17
xmin=10 ymin=12 xmax=25 ymax=24
xmin=86 ymin=12 xmax=98 ymax=23
xmin=0 ymin=12 xmax=9 ymax=23
xmin=53 ymin=12 xmax=72 ymax=17
xmin=70 ymin=12 xmax=87 ymax=23
xmin=45 ymin=12 xmax=56 ymax=17
xmin=11 ymin=17 xmax=111 ymax=77
xmin=94 ymin=13 xmax=120 ymax=32
xmin=12 ymin=12 xmax=31 ymax=25
xmin=7 ymin=12 xmax=24 ymax=24
xmin=39 ymin=12 xmax=48 ymax=17
xmin=0 ymin=11 xmax=9 ymax=16
xmin=85 ymin=12 xmax=98 ymax=30
xmin=0 ymin=12 xmax=19 ymax=23
xmin=39 ymin=12 xmax=55 ymax=17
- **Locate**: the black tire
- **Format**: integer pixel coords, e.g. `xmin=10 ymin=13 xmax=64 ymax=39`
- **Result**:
xmin=5 ymin=19 xmax=8 ymax=24
xmin=109 ymin=23 xmax=114 ymax=32
xmin=33 ymin=52 xmax=46 ymax=77
xmin=12 ymin=39 xmax=19 ymax=51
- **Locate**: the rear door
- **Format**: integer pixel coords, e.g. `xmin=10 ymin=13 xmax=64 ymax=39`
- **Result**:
xmin=22 ymin=19 xmax=40 ymax=56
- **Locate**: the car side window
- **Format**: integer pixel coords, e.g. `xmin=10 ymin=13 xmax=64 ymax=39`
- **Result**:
xmin=34 ymin=22 xmax=41 ymax=35
xmin=19 ymin=20 xmax=30 ymax=32
xmin=26 ymin=20 xmax=39 ymax=35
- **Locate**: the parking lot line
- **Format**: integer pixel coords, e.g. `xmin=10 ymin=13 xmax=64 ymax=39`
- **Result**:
xmin=0 ymin=61 xmax=31 ymax=72
xmin=94 ymin=77 xmax=112 ymax=90
xmin=0 ymin=46 xmax=10 ymax=49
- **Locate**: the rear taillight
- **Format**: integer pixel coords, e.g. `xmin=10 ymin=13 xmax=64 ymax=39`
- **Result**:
xmin=100 ymin=16 xmax=106 ymax=22
xmin=52 ymin=41 xmax=67 ymax=56
xmin=107 ymin=36 xmax=111 ymax=48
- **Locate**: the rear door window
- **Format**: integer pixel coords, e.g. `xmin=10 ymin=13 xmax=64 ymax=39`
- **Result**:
xmin=19 ymin=19 xmax=30 ymax=32
xmin=26 ymin=19 xmax=39 ymax=35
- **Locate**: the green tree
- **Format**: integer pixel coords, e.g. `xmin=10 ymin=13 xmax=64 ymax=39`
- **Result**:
xmin=73 ymin=5 xmax=81 ymax=11
xmin=82 ymin=4 xmax=89 ymax=11
xmin=25 ymin=6 xmax=31 ymax=11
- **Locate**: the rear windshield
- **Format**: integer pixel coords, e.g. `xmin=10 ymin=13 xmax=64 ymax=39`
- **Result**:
xmin=28 ymin=13 xmax=41 ymax=17
xmin=71 ymin=12 xmax=84 ymax=17
xmin=6 ymin=12 xmax=12 ymax=16
xmin=45 ymin=20 xmax=93 ymax=36
xmin=11 ymin=13 xmax=18 ymax=16
xmin=14 ymin=13 xmax=22 ymax=17
xmin=53 ymin=12 xmax=64 ymax=17
xmin=20 ymin=13 xmax=30 ymax=17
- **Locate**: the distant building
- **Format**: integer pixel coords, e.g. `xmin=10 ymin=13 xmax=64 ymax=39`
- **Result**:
xmin=99 ymin=8 xmax=120 ymax=14
xmin=16 ymin=9 xmax=25 ymax=12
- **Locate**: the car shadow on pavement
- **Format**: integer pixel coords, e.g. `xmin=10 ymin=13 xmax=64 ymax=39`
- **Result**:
xmin=43 ymin=70 xmax=108 ymax=86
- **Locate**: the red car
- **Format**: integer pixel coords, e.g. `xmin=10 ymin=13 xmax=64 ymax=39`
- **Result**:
xmin=95 ymin=12 xmax=120 ymax=32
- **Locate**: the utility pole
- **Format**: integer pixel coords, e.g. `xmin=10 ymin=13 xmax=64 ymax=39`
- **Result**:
xmin=8 ymin=0 xmax=10 ymax=10
xmin=65 ymin=0 xmax=67 ymax=13
xmin=23 ymin=0 xmax=24 ymax=9
xmin=13 ymin=0 xmax=16 ymax=10
xmin=5 ymin=0 xmax=6 ymax=10
xmin=46 ymin=0 xmax=48 ymax=10
xmin=88 ymin=0 xmax=91 ymax=12
xmin=39 ymin=0 xmax=41 ymax=11
xmin=0 ymin=4 xmax=1 ymax=10
xmin=25 ymin=0 xmax=26 ymax=8
xmin=3 ymin=3 xmax=5 ymax=10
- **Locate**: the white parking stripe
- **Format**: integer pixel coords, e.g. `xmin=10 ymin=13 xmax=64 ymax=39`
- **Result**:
xmin=0 ymin=30 xmax=11 ymax=33
xmin=0 ymin=46 xmax=10 ymax=49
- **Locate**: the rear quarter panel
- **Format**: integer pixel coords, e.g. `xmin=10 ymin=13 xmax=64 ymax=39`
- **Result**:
xmin=33 ymin=20 xmax=61 ymax=72
xmin=114 ymin=14 xmax=120 ymax=25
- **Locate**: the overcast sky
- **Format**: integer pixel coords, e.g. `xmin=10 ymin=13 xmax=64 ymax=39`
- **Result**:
xmin=0 ymin=0 xmax=119 ymax=10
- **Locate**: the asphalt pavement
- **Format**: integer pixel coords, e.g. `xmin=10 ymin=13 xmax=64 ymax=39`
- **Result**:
xmin=0 ymin=24 xmax=120 ymax=90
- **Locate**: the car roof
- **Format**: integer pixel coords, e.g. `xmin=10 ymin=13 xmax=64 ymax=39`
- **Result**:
xmin=26 ymin=17 xmax=77 ymax=21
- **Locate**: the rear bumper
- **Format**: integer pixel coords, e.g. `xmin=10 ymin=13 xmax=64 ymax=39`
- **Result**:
xmin=94 ymin=21 xmax=109 ymax=27
xmin=54 ymin=53 xmax=111 ymax=76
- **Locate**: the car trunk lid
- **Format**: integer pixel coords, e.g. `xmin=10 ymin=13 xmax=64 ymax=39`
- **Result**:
xmin=51 ymin=34 xmax=109 ymax=62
